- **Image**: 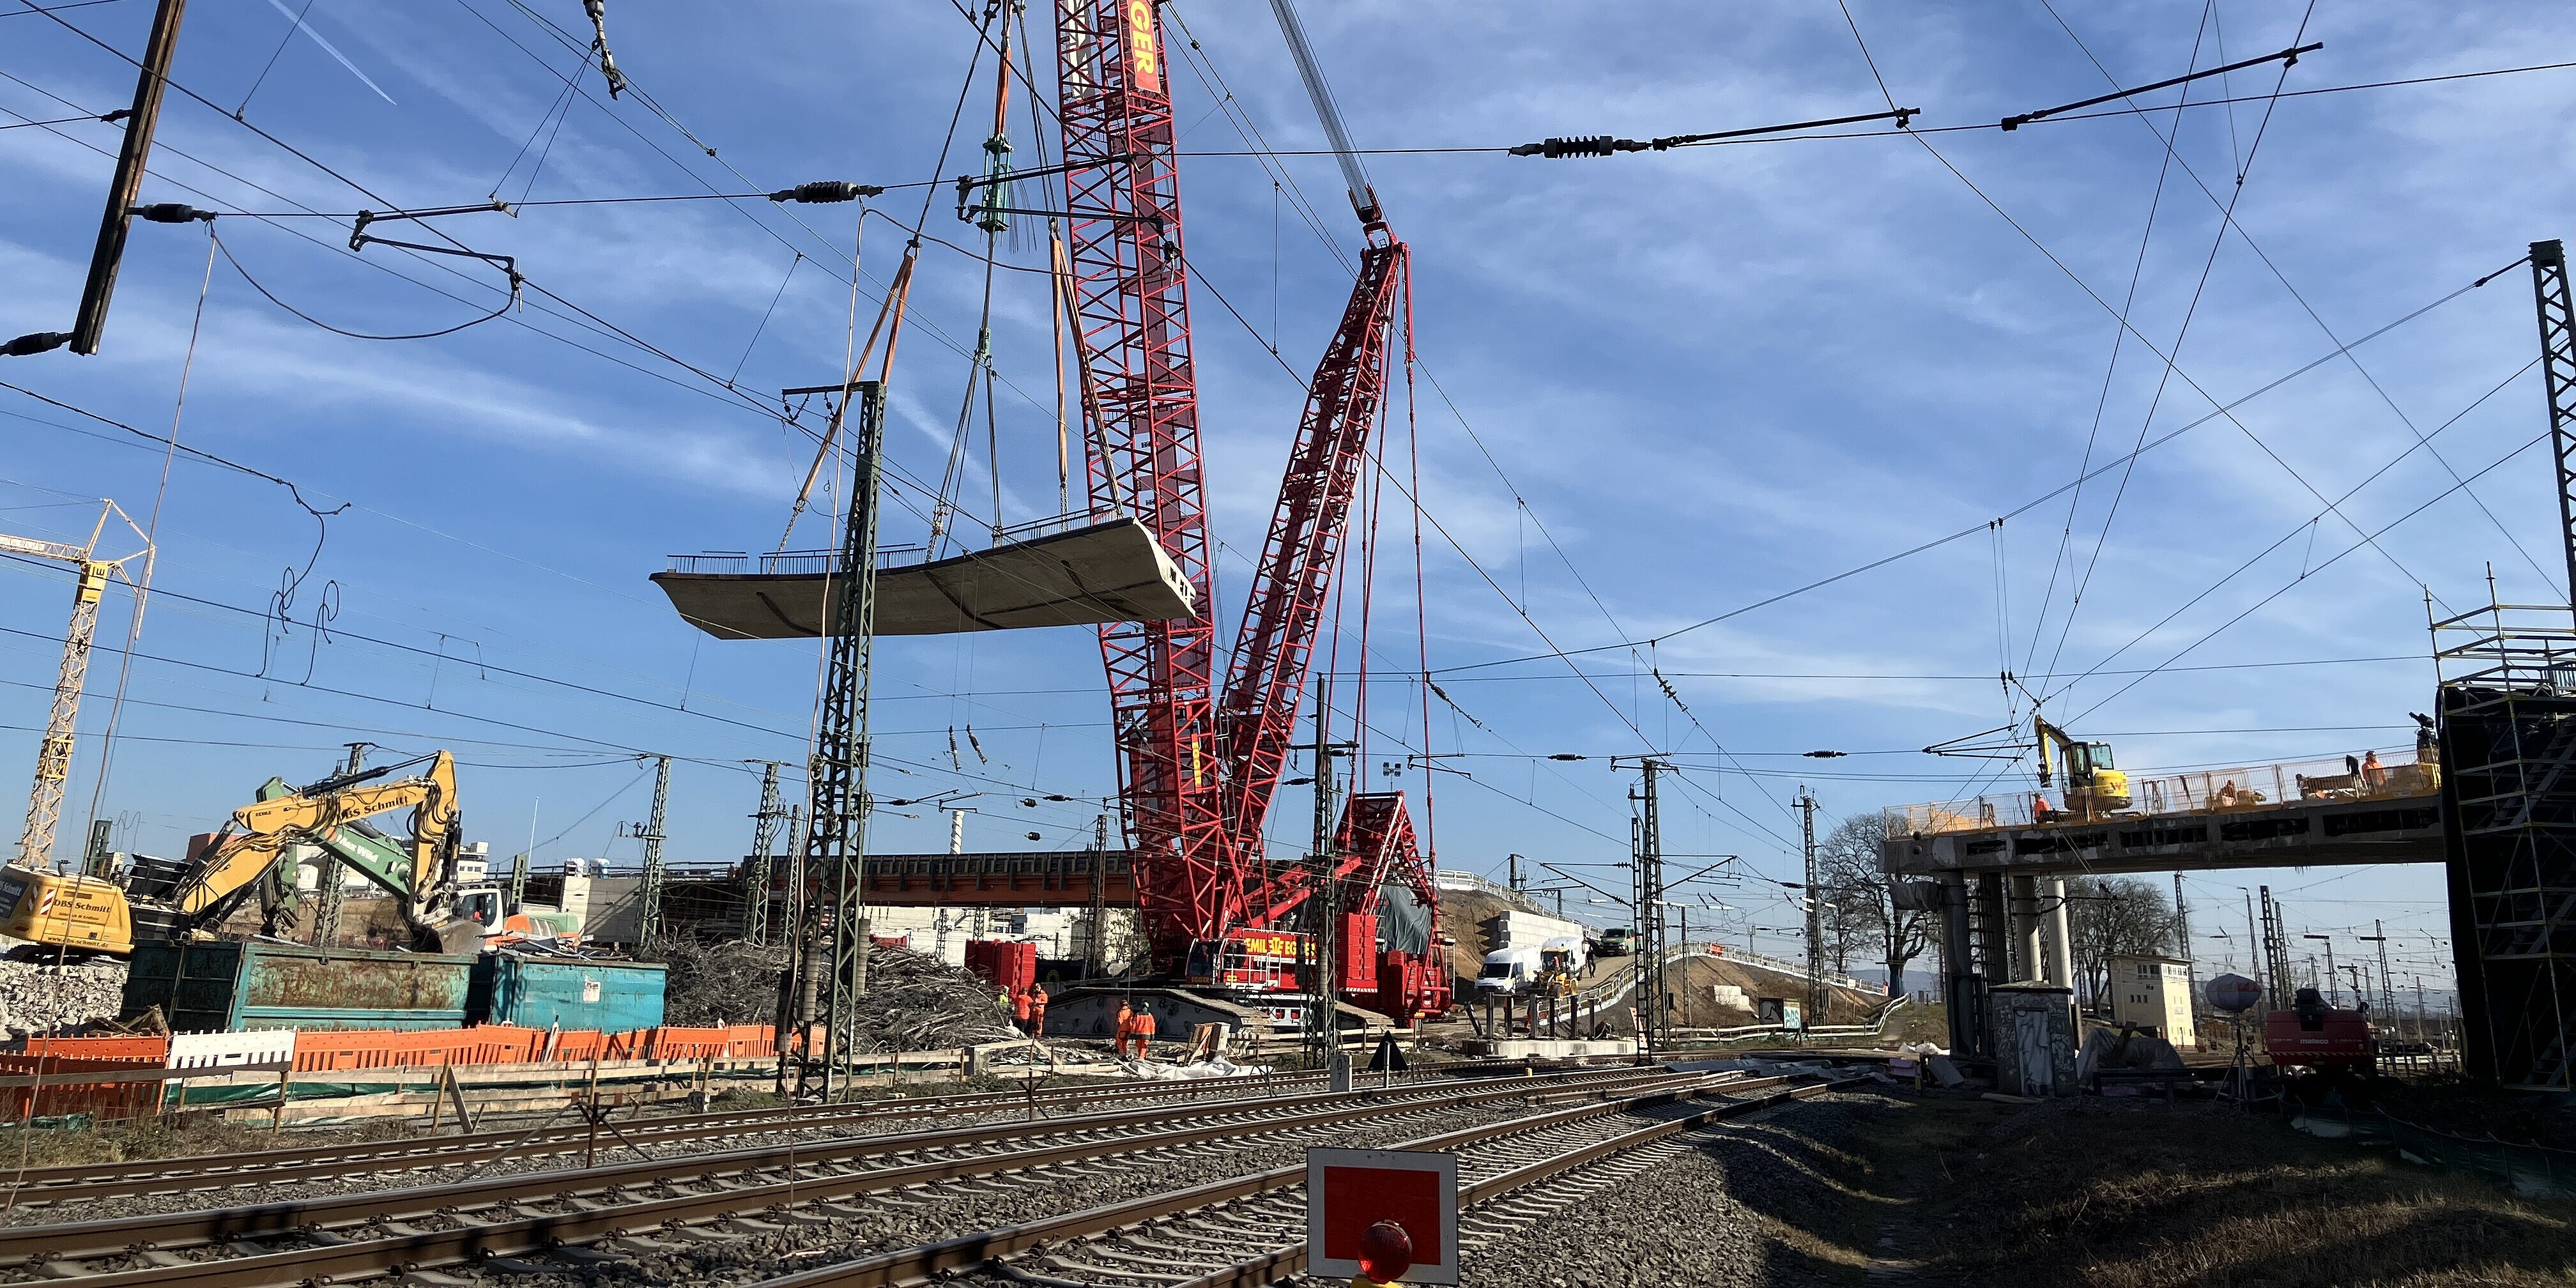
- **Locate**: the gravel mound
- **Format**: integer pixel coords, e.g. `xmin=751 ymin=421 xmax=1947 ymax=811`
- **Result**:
xmin=0 ymin=958 xmax=128 ymax=1035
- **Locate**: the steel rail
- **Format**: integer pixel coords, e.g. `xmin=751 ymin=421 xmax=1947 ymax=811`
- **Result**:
xmin=0 ymin=1066 xmax=1692 ymax=1278
xmin=3 ymin=1056 xmax=1571 ymax=1205
xmin=0 ymin=1060 xmax=1494 ymax=1206
xmin=1169 ymin=1074 xmax=1874 ymax=1287
xmin=743 ymin=1075 xmax=1811 ymax=1288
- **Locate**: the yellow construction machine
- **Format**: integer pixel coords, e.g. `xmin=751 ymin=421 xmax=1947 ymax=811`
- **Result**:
xmin=2034 ymin=715 xmax=2129 ymax=820
xmin=0 ymin=751 xmax=473 ymax=956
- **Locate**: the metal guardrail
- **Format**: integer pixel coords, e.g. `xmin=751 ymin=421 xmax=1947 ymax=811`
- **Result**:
xmin=664 ymin=544 xmax=931 ymax=576
xmin=1885 ymin=750 xmax=2439 ymax=838
xmin=1667 ymin=994 xmax=1911 ymax=1043
xmin=1565 ymin=942 xmax=1875 ymax=1011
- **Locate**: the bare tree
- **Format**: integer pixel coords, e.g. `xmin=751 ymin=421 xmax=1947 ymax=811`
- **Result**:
xmin=1818 ymin=813 xmax=1930 ymax=997
xmin=2066 ymin=876 xmax=2180 ymax=1008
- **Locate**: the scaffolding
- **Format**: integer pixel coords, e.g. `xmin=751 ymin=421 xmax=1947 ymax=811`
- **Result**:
xmin=2434 ymin=601 xmax=2576 ymax=1091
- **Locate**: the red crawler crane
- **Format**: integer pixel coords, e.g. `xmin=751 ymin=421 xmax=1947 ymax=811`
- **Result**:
xmin=1053 ymin=0 xmax=1446 ymax=1018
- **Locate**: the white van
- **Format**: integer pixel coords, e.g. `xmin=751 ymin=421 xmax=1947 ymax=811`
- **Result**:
xmin=1475 ymin=946 xmax=1544 ymax=995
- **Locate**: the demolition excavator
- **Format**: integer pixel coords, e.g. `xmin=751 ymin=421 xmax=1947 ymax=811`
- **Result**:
xmin=0 ymin=751 xmax=483 ymax=956
xmin=2034 ymin=715 xmax=2131 ymax=820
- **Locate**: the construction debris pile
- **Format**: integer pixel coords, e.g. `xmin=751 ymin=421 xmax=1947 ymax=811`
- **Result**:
xmin=841 ymin=944 xmax=1022 ymax=1052
xmin=0 ymin=958 xmax=129 ymax=1036
xmin=645 ymin=937 xmax=789 ymax=1027
xmin=647 ymin=938 xmax=1022 ymax=1051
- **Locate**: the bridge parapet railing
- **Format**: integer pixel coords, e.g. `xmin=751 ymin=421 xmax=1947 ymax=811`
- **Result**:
xmin=1883 ymin=749 xmax=2438 ymax=838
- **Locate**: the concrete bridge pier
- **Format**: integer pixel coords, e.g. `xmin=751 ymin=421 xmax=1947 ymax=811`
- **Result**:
xmin=2009 ymin=875 xmax=2043 ymax=982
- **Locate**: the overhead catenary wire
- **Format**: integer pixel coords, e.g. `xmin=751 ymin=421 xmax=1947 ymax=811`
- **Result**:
xmin=2034 ymin=0 xmax=2560 ymax=606
xmin=2030 ymin=1 xmax=2317 ymax=698
xmin=1429 ymin=237 xmax=2532 ymax=678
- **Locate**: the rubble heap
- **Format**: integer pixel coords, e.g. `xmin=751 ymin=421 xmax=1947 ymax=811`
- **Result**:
xmin=0 ymin=958 xmax=129 ymax=1035
xmin=647 ymin=939 xmax=1020 ymax=1050
xmin=843 ymin=944 xmax=1021 ymax=1052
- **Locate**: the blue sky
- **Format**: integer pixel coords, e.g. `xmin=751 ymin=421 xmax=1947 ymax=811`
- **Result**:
xmin=5 ymin=1 xmax=2570 ymax=994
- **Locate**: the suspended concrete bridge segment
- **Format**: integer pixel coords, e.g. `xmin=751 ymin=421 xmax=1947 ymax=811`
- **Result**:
xmin=652 ymin=516 xmax=1195 ymax=639
xmin=1880 ymin=752 xmax=2444 ymax=879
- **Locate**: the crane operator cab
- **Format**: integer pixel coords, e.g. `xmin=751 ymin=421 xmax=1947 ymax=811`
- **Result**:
xmin=2034 ymin=716 xmax=2131 ymax=820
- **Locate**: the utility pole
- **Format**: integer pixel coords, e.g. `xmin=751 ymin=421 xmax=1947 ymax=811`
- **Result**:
xmin=2358 ymin=921 xmax=2394 ymax=1014
xmin=808 ymin=381 xmax=885 ymax=1098
xmin=744 ymin=762 xmax=788 ymax=946
xmin=2304 ymin=933 xmax=2338 ymax=1004
xmin=1301 ymin=688 xmax=1352 ymax=1084
xmin=2260 ymin=887 xmax=2293 ymax=1004
xmin=1627 ymin=758 xmax=1668 ymax=1054
xmin=2172 ymin=873 xmax=2196 ymax=1022
xmin=1800 ymin=787 xmax=1822 ymax=1029
xmin=309 ymin=740 xmax=371 ymax=947
xmin=2242 ymin=889 xmax=2264 ymax=1001
xmin=622 ymin=755 xmax=671 ymax=946
xmin=1084 ymin=813 xmax=1110 ymax=976
xmin=946 ymin=806 xmax=983 ymax=939
xmin=72 ymin=0 xmax=189 ymax=355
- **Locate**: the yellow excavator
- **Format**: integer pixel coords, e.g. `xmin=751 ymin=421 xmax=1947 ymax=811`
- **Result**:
xmin=0 ymin=751 xmax=476 ymax=956
xmin=2034 ymin=715 xmax=2129 ymax=821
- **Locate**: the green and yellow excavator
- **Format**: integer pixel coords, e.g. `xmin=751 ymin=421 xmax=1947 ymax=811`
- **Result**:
xmin=0 ymin=751 xmax=486 ymax=955
xmin=2034 ymin=715 xmax=2130 ymax=821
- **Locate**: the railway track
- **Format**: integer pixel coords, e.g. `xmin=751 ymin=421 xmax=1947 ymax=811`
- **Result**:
xmin=0 ymin=1062 xmax=1699 ymax=1285
xmin=755 ymin=1072 xmax=1872 ymax=1288
xmin=0 ymin=1058 xmax=1549 ymax=1209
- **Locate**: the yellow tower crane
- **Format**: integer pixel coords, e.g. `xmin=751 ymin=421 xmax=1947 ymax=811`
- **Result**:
xmin=3 ymin=502 xmax=148 ymax=873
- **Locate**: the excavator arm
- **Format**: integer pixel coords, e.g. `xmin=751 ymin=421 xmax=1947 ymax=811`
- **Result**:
xmin=2033 ymin=715 xmax=2068 ymax=788
xmin=162 ymin=751 xmax=463 ymax=936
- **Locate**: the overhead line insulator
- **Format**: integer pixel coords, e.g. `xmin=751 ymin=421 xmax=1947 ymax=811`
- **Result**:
xmin=1508 ymin=135 xmax=1621 ymax=158
xmin=769 ymin=181 xmax=885 ymax=204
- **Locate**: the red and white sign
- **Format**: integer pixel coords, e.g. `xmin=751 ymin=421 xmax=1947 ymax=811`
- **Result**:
xmin=1305 ymin=1147 xmax=1459 ymax=1285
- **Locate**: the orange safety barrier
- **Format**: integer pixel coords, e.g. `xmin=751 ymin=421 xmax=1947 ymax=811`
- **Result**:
xmin=0 ymin=1053 xmax=164 ymax=1121
xmin=641 ymin=1026 xmax=734 ymax=1061
xmin=721 ymin=1023 xmax=778 ymax=1058
xmin=288 ymin=1025 xmax=553 ymax=1073
xmin=26 ymin=1034 xmax=171 ymax=1062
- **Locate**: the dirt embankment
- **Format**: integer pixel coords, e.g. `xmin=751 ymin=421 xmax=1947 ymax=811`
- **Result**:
xmin=1811 ymin=1096 xmax=2576 ymax=1287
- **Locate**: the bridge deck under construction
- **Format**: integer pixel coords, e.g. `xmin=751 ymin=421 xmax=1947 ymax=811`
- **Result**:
xmin=1882 ymin=752 xmax=2443 ymax=877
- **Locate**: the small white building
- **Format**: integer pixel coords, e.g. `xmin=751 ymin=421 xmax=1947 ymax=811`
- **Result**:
xmin=2108 ymin=954 xmax=2197 ymax=1050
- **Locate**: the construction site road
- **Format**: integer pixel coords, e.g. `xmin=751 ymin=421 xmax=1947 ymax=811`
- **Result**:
xmin=0 ymin=1064 xmax=1697 ymax=1284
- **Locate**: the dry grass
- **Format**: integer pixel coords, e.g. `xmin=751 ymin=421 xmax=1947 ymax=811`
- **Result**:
xmin=1855 ymin=1097 xmax=2576 ymax=1287
xmin=0 ymin=1112 xmax=416 ymax=1169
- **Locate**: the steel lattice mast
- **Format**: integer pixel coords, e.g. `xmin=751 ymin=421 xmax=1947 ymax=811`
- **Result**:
xmin=1051 ymin=0 xmax=1444 ymax=979
xmin=1219 ymin=231 xmax=1406 ymax=912
xmin=1055 ymin=0 xmax=1231 ymax=963
xmin=2532 ymin=239 xmax=2576 ymax=608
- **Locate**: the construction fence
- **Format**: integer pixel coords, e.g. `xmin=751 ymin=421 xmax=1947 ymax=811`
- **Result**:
xmin=0 ymin=1023 xmax=779 ymax=1124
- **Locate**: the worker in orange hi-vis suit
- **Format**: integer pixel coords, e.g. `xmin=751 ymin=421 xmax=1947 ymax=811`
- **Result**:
xmin=1113 ymin=999 xmax=1135 ymax=1057
xmin=1027 ymin=988 xmax=1049 ymax=1038
xmin=1132 ymin=1005 xmax=1159 ymax=1060
xmin=1012 ymin=988 xmax=1034 ymax=1035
